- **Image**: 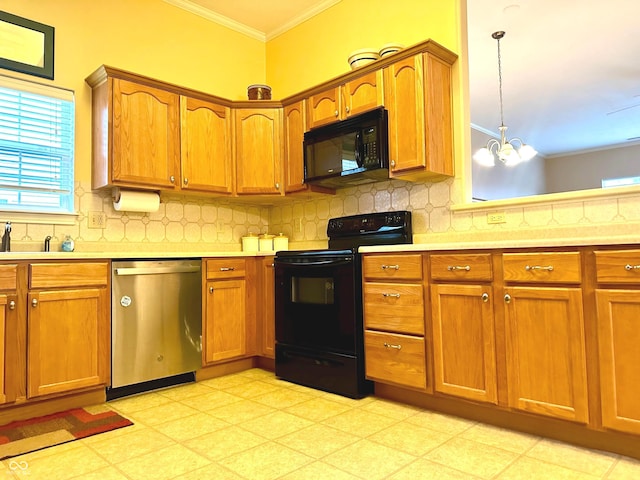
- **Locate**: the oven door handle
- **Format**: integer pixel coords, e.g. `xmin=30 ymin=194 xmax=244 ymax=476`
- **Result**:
xmin=276 ymin=258 xmax=353 ymax=267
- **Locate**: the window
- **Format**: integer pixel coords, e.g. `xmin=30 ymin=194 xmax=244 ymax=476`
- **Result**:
xmin=0 ymin=75 xmax=74 ymax=214
xmin=602 ymin=176 xmax=640 ymax=188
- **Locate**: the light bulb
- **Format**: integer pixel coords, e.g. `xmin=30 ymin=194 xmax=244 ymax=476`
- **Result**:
xmin=518 ymin=144 xmax=538 ymax=161
xmin=473 ymin=148 xmax=495 ymax=167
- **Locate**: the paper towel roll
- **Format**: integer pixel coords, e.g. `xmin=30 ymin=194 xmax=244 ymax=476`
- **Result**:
xmin=113 ymin=190 xmax=160 ymax=212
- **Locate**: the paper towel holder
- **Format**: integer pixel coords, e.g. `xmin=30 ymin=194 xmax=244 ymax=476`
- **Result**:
xmin=112 ymin=187 xmax=161 ymax=212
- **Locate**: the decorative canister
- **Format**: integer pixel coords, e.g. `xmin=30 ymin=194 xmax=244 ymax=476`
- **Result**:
xmin=241 ymin=232 xmax=259 ymax=252
xmin=247 ymin=84 xmax=272 ymax=100
xmin=273 ymin=233 xmax=289 ymax=251
xmin=259 ymin=233 xmax=275 ymax=252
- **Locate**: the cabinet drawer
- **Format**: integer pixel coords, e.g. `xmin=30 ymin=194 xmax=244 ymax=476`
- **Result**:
xmin=206 ymin=258 xmax=246 ymax=279
xmin=595 ymin=250 xmax=640 ymax=284
xmin=363 ymin=254 xmax=422 ymax=281
xmin=503 ymin=252 xmax=581 ymax=284
xmin=0 ymin=264 xmax=17 ymax=290
xmin=29 ymin=262 xmax=109 ymax=288
xmin=430 ymin=253 xmax=492 ymax=281
xmin=363 ymin=283 xmax=424 ymax=335
xmin=365 ymin=330 xmax=426 ymax=390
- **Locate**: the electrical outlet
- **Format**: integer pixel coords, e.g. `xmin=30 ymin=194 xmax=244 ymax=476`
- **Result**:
xmin=487 ymin=212 xmax=506 ymax=224
xmin=88 ymin=211 xmax=106 ymax=229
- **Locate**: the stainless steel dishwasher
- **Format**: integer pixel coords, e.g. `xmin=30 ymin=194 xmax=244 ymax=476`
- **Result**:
xmin=109 ymin=259 xmax=202 ymax=399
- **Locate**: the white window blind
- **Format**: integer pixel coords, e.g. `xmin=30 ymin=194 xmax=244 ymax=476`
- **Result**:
xmin=0 ymin=75 xmax=74 ymax=214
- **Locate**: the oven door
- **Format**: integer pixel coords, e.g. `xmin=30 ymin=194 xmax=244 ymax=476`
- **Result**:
xmin=274 ymin=252 xmax=359 ymax=355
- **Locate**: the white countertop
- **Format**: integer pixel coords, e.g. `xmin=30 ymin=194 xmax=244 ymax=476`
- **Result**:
xmin=0 ymin=250 xmax=279 ymax=261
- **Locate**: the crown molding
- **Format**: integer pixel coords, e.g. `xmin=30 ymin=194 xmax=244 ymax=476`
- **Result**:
xmin=163 ymin=0 xmax=341 ymax=42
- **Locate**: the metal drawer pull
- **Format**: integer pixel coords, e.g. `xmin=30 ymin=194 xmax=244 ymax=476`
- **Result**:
xmin=447 ymin=265 xmax=470 ymax=271
xmin=209 ymin=287 xmax=214 ymax=293
xmin=8 ymin=300 xmax=15 ymax=310
xmin=482 ymin=293 xmax=489 ymax=302
xmin=382 ymin=293 xmax=400 ymax=298
xmin=525 ymin=265 xmax=554 ymax=272
xmin=383 ymin=342 xmax=402 ymax=350
xmin=624 ymin=264 xmax=640 ymax=271
xmin=504 ymin=293 xmax=511 ymax=303
xmin=381 ymin=264 xmax=400 ymax=270
xmin=219 ymin=267 xmax=235 ymax=271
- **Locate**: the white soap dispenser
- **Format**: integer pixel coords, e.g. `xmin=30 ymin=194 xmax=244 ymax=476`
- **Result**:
xmin=61 ymin=235 xmax=75 ymax=252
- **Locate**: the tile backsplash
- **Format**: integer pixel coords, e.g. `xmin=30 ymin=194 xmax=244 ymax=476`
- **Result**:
xmin=6 ymin=179 xmax=640 ymax=253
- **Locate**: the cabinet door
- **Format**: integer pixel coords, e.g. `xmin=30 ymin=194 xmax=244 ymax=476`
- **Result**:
xmin=234 ymin=108 xmax=283 ymax=195
xmin=27 ymin=288 xmax=109 ymax=398
xmin=431 ymin=284 xmax=497 ymax=404
xmin=204 ymin=279 xmax=246 ymax=363
xmin=0 ymin=295 xmax=6 ymax=404
xmin=112 ymin=78 xmax=180 ymax=189
xmin=343 ymin=70 xmax=384 ymax=118
xmin=504 ymin=286 xmax=588 ymax=423
xmin=596 ymin=289 xmax=640 ymax=434
xmin=307 ymin=87 xmax=340 ymax=129
xmin=283 ymin=101 xmax=306 ymax=193
xmin=384 ymin=54 xmax=426 ymax=175
xmin=261 ymin=258 xmax=275 ymax=358
xmin=180 ymin=96 xmax=233 ymax=194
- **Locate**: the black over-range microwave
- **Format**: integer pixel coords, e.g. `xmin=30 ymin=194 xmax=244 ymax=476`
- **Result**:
xmin=303 ymin=107 xmax=389 ymax=189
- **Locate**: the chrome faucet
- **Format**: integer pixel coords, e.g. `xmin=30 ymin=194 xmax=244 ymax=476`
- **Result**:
xmin=1 ymin=222 xmax=10 ymax=252
xmin=44 ymin=235 xmax=52 ymax=252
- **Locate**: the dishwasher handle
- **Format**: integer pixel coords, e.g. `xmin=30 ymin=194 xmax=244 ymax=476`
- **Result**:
xmin=114 ymin=265 xmax=201 ymax=276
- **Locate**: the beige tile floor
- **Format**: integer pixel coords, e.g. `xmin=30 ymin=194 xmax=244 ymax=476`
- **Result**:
xmin=2 ymin=368 xmax=640 ymax=480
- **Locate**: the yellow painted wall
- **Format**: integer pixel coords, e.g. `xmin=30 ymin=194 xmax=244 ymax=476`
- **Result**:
xmin=265 ymin=0 xmax=460 ymax=97
xmin=2 ymin=0 xmax=266 ymax=183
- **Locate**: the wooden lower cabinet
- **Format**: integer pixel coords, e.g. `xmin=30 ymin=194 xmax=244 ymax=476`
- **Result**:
xmin=27 ymin=288 xmax=109 ymax=398
xmin=503 ymin=286 xmax=589 ymax=423
xmin=0 ymin=295 xmax=8 ymax=404
xmin=596 ymin=289 xmax=640 ymax=434
xmin=259 ymin=257 xmax=275 ymax=358
xmin=364 ymin=330 xmax=426 ymax=390
xmin=203 ymin=258 xmax=258 ymax=365
xmin=204 ymin=278 xmax=246 ymax=363
xmin=431 ymin=283 xmax=497 ymax=404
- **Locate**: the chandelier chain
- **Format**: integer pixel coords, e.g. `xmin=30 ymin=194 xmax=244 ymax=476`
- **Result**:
xmin=496 ymin=34 xmax=505 ymax=127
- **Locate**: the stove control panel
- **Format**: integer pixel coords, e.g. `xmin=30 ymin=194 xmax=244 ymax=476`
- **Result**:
xmin=327 ymin=211 xmax=411 ymax=237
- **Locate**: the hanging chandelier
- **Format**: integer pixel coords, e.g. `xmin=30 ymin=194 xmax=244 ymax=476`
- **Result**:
xmin=473 ymin=31 xmax=537 ymax=167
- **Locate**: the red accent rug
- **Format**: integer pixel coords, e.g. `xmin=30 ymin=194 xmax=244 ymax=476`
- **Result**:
xmin=0 ymin=406 xmax=133 ymax=460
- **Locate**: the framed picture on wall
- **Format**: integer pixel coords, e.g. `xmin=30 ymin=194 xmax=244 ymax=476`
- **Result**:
xmin=0 ymin=11 xmax=54 ymax=80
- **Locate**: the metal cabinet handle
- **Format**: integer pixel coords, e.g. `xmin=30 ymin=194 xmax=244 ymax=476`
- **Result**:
xmin=382 ymin=293 xmax=400 ymax=298
xmin=31 ymin=298 xmax=38 ymax=307
xmin=381 ymin=264 xmax=400 ymax=270
xmin=525 ymin=265 xmax=554 ymax=272
xmin=390 ymin=160 xmax=396 ymax=168
xmin=183 ymin=177 xmax=189 ymax=185
xmin=334 ymin=110 xmax=339 ymax=117
xmin=275 ymin=182 xmax=280 ymax=190
xmin=170 ymin=175 xmax=175 ymax=183
xmin=8 ymin=300 xmax=15 ymax=310
xmin=504 ymin=293 xmax=511 ymax=304
xmin=219 ymin=267 xmax=235 ymax=271
xmin=482 ymin=293 xmax=489 ymax=303
xmin=383 ymin=342 xmax=402 ymax=350
xmin=209 ymin=286 xmax=214 ymax=294
xmin=624 ymin=264 xmax=640 ymax=271
xmin=448 ymin=265 xmax=471 ymax=271
xmin=346 ymin=106 xmax=350 ymax=114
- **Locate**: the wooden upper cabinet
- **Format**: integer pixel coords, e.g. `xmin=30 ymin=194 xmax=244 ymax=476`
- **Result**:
xmin=307 ymin=70 xmax=384 ymax=129
xmin=283 ymin=101 xmax=306 ymax=193
xmin=343 ymin=70 xmax=384 ymax=118
xmin=384 ymin=53 xmax=453 ymax=180
xmin=180 ymin=96 xmax=233 ymax=195
xmin=110 ymin=78 xmax=180 ymax=189
xmin=307 ymin=86 xmax=341 ymax=129
xmin=234 ymin=108 xmax=283 ymax=195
